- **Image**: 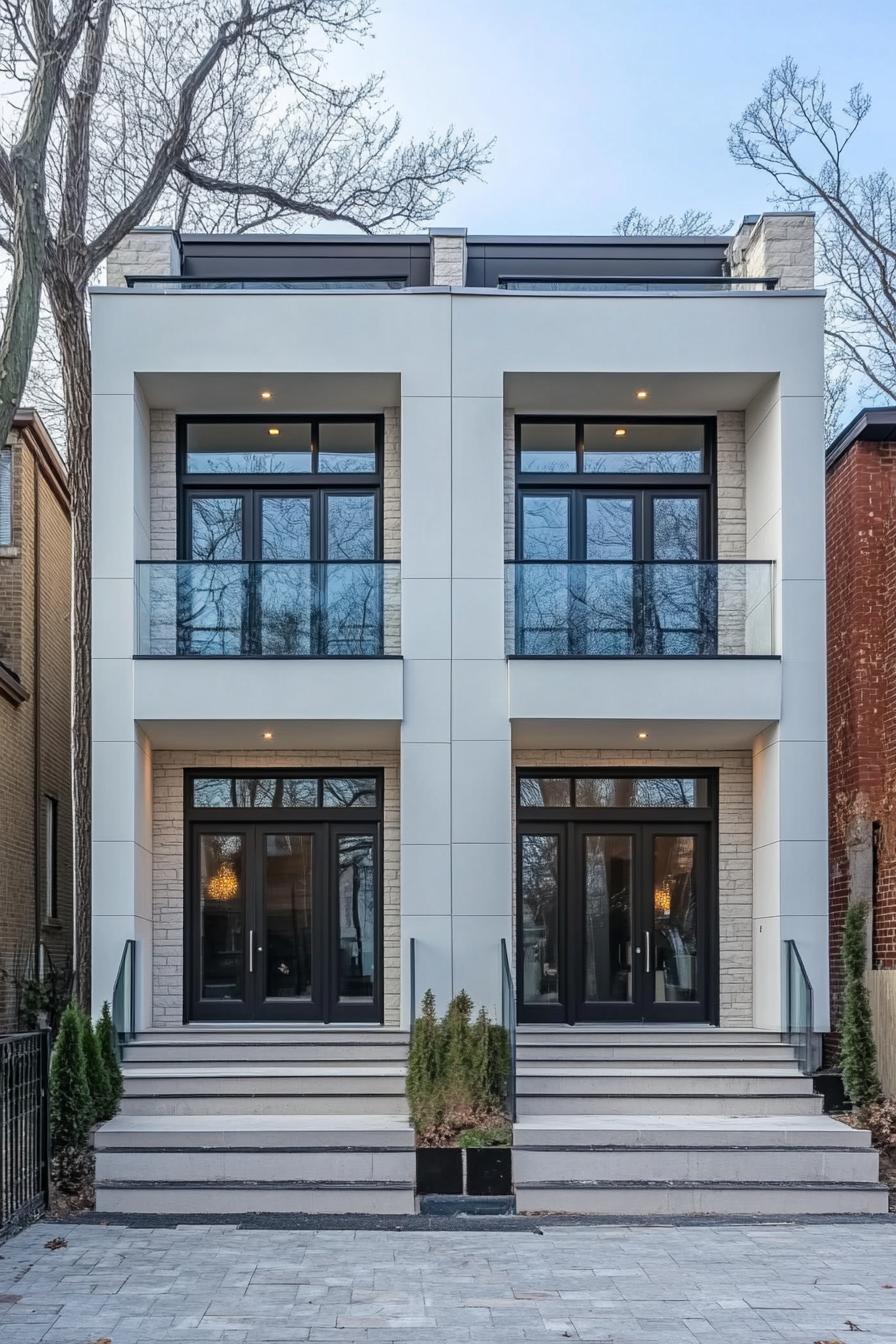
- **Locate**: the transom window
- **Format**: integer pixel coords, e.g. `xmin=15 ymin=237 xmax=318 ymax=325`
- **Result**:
xmin=519 ymin=774 xmax=709 ymax=809
xmin=184 ymin=418 xmax=378 ymax=476
xmin=192 ymin=773 xmax=379 ymax=810
xmin=518 ymin=419 xmax=708 ymax=476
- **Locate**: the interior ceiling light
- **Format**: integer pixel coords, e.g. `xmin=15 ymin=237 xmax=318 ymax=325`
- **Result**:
xmin=636 ymin=389 xmax=648 ymax=399
xmin=615 ymin=427 xmax=627 ymax=437
xmin=260 ymin=390 xmax=272 ymax=400
xmin=268 ymin=427 xmax=280 ymax=436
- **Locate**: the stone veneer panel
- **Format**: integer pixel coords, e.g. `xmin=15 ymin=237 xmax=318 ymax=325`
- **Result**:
xmin=152 ymin=750 xmax=400 ymax=1026
xmin=511 ymin=748 xmax=754 ymax=1026
xmin=105 ymin=229 xmax=179 ymax=288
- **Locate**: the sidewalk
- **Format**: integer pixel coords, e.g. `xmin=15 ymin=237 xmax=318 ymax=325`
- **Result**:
xmin=2 ymin=1218 xmax=896 ymax=1342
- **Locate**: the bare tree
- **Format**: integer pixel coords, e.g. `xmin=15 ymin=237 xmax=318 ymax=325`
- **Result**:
xmin=0 ymin=0 xmax=94 ymax=448
xmin=730 ymin=57 xmax=896 ymax=409
xmin=615 ymin=208 xmax=733 ymax=237
xmin=0 ymin=0 xmax=490 ymax=1009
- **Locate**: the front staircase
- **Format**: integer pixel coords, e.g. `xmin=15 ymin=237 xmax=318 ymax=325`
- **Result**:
xmin=94 ymin=1026 xmax=415 ymax=1214
xmin=512 ymin=1025 xmax=888 ymax=1215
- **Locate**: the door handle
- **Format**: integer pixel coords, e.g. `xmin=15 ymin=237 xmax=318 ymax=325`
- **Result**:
xmin=644 ymin=930 xmax=652 ymax=974
xmin=249 ymin=929 xmax=253 ymax=975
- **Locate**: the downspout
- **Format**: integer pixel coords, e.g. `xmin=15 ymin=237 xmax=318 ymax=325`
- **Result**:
xmin=32 ymin=448 xmax=42 ymax=970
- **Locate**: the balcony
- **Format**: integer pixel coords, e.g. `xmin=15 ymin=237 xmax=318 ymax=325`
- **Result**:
xmin=506 ymin=560 xmax=780 ymax=749
xmin=136 ymin=560 xmax=400 ymax=658
xmin=506 ymin=560 xmax=774 ymax=659
xmin=132 ymin=561 xmax=402 ymax=749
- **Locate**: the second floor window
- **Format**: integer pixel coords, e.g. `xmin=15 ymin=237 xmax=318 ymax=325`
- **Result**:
xmin=516 ymin=418 xmax=714 ymax=565
xmin=515 ymin=417 xmax=717 ymax=656
xmin=180 ymin=418 xmax=381 ymax=564
xmin=0 ymin=445 xmax=11 ymax=546
xmin=175 ymin=417 xmax=383 ymax=655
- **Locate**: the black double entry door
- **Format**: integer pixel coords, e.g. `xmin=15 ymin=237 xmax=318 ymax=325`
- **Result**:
xmin=518 ymin=780 xmax=714 ymax=1024
xmin=187 ymin=772 xmax=383 ymax=1022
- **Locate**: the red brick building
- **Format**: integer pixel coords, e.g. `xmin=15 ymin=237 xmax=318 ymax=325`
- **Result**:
xmin=826 ymin=407 xmax=896 ymax=1062
xmin=0 ymin=411 xmax=72 ymax=1030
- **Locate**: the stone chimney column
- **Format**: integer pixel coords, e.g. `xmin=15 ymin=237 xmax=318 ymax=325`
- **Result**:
xmin=105 ymin=228 xmax=181 ymax=287
xmin=429 ymin=227 xmax=467 ymax=286
xmin=726 ymin=213 xmax=815 ymax=290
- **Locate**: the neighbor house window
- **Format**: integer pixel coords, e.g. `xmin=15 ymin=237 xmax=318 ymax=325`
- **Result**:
xmin=0 ymin=446 xmax=11 ymax=545
xmin=44 ymin=796 xmax=58 ymax=919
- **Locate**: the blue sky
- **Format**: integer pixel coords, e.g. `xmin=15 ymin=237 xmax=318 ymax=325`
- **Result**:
xmin=333 ymin=0 xmax=894 ymax=233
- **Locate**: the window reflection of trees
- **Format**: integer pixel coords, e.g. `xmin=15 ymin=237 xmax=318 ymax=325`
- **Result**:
xmin=521 ymin=834 xmax=559 ymax=1003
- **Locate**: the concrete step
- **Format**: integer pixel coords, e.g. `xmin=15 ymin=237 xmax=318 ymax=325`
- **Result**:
xmin=129 ymin=1028 xmax=408 ymax=1047
xmin=513 ymin=1114 xmax=871 ymax=1148
xmin=124 ymin=1043 xmax=409 ymax=1064
xmin=122 ymin=1066 xmax=406 ymax=1098
xmin=516 ymin=1093 xmax=823 ymax=1116
xmin=513 ymin=1180 xmax=890 ymax=1216
xmin=95 ymin=1181 xmax=416 ymax=1215
xmin=515 ymin=1028 xmax=787 ymax=1046
xmin=94 ymin=1113 xmax=414 ymax=1150
xmin=517 ymin=1049 xmax=798 ymax=1068
xmin=517 ymin=1069 xmax=813 ymax=1097
xmin=96 ymin=1146 xmax=416 ymax=1184
xmin=513 ymin=1145 xmax=880 ymax=1184
xmin=119 ymin=1092 xmax=409 ymax=1116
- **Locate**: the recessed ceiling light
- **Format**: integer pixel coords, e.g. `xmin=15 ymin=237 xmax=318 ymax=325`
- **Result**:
xmin=637 ymin=731 xmax=648 ymax=739
xmin=260 ymin=390 xmax=272 ymax=400
xmin=262 ymin=731 xmax=273 ymax=740
xmin=268 ymin=427 xmax=280 ymax=436
xmin=615 ymin=427 xmax=627 ymax=438
xmin=635 ymin=389 xmax=648 ymax=400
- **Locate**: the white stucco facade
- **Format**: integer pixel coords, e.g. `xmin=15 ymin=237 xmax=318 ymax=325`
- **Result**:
xmin=90 ymin=226 xmax=828 ymax=1034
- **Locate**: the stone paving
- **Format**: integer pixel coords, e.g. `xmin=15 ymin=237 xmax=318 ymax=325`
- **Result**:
xmin=2 ymin=1219 xmax=896 ymax=1342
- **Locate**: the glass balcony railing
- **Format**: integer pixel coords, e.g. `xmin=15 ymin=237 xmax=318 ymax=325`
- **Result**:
xmin=136 ymin=561 xmax=400 ymax=657
xmin=505 ymin=560 xmax=775 ymax=657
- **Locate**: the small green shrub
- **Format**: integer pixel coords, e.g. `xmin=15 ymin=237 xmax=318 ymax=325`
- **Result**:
xmin=96 ymin=1001 xmax=124 ymax=1118
xmin=82 ymin=1014 xmax=113 ymax=1126
xmin=840 ymin=901 xmax=882 ymax=1108
xmin=406 ymin=988 xmax=509 ymax=1145
xmin=49 ymin=1000 xmax=93 ymax=1194
xmin=407 ymin=989 xmax=443 ymax=1132
xmin=456 ymin=1123 xmax=512 ymax=1148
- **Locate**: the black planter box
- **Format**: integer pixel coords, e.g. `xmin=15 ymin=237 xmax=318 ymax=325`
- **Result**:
xmin=416 ymin=1147 xmax=462 ymax=1195
xmin=813 ymin=1069 xmax=850 ymax=1113
xmin=415 ymin=1146 xmax=512 ymax=1197
xmin=465 ymin=1146 xmax=512 ymax=1196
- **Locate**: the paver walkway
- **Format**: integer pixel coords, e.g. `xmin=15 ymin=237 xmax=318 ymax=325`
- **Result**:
xmin=2 ymin=1219 xmax=896 ymax=1342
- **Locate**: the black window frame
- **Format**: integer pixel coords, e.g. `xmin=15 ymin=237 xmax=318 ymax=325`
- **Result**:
xmin=515 ymin=415 xmax=717 ymax=561
xmin=177 ymin=414 xmax=384 ymax=563
xmin=516 ymin=767 xmax=716 ymax=823
xmin=184 ymin=767 xmax=385 ymax=1024
xmin=187 ymin=768 xmax=383 ymax=821
xmin=43 ymin=794 xmax=58 ymax=921
xmin=515 ymin=766 xmax=719 ymax=1025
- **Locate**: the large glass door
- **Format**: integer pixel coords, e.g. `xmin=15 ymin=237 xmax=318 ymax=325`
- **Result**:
xmin=253 ymin=827 xmax=320 ymax=1019
xmin=516 ymin=772 xmax=714 ymax=1024
xmin=188 ymin=770 xmax=383 ymax=1022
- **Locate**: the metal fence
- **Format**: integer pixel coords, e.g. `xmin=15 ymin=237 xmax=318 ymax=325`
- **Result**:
xmin=1 ymin=1031 xmax=50 ymax=1238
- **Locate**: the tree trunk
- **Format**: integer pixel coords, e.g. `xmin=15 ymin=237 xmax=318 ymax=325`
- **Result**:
xmin=0 ymin=148 xmax=49 ymax=455
xmin=50 ymin=273 xmax=92 ymax=1014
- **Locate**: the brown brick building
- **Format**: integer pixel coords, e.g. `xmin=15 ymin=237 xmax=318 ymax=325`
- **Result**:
xmin=826 ymin=408 xmax=896 ymax=1069
xmin=0 ymin=411 xmax=72 ymax=1031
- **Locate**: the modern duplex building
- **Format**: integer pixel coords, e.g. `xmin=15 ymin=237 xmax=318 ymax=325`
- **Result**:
xmin=0 ymin=411 xmax=72 ymax=1031
xmin=89 ymin=217 xmax=886 ymax=1215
